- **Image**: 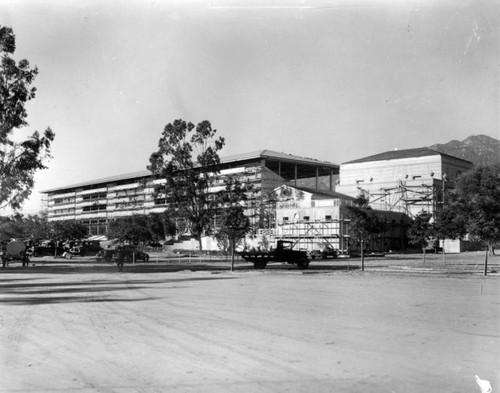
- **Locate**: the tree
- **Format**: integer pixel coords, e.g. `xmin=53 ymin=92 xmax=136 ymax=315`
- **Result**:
xmin=0 ymin=213 xmax=51 ymax=243
xmin=433 ymin=201 xmax=467 ymax=265
xmin=215 ymin=177 xmax=252 ymax=271
xmin=107 ymin=215 xmax=153 ymax=244
xmin=21 ymin=214 xmax=49 ymax=242
xmin=46 ymin=220 xmax=88 ymax=257
xmin=50 ymin=220 xmax=88 ymax=242
xmin=148 ymin=119 xmax=225 ymax=250
xmin=444 ymin=165 xmax=500 ymax=275
xmin=0 ymin=213 xmax=26 ymax=241
xmin=345 ymin=195 xmax=386 ymax=270
xmin=407 ymin=211 xmax=435 ymax=265
xmin=146 ymin=212 xmax=176 ymax=242
xmin=0 ymin=26 xmax=55 ymax=210
xmin=434 ymin=205 xmax=467 ymax=241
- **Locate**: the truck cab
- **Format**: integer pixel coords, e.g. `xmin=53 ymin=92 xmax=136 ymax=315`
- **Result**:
xmin=274 ymin=240 xmax=309 ymax=268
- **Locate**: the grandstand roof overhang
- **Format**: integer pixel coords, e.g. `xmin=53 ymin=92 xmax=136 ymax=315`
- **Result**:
xmin=42 ymin=149 xmax=339 ymax=194
xmin=222 ymin=149 xmax=338 ymax=168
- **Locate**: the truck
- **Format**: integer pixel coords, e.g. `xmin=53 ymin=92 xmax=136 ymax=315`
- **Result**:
xmin=1 ymin=241 xmax=30 ymax=268
xmin=240 ymin=240 xmax=310 ymax=270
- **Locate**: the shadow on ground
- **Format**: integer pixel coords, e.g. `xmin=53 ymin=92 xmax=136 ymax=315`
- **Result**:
xmin=0 ymin=295 xmax=156 ymax=306
xmin=0 ymin=275 xmax=237 ymax=306
xmin=0 ymin=261 xmax=360 ymax=274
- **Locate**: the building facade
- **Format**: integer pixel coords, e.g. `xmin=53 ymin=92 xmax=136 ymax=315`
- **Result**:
xmin=336 ymin=148 xmax=473 ymax=218
xmin=267 ymin=185 xmax=409 ymax=255
xmin=42 ymin=150 xmax=339 ymax=236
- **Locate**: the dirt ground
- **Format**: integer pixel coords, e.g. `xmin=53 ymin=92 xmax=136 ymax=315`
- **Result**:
xmin=1 ymin=253 xmax=499 ymax=393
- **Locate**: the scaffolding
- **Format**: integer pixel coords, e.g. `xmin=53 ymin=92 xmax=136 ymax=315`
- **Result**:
xmin=369 ymin=180 xmax=438 ymax=217
xmin=276 ymin=219 xmax=350 ymax=255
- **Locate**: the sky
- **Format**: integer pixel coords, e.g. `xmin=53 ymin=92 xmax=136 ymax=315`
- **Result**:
xmin=0 ymin=0 xmax=498 ymax=215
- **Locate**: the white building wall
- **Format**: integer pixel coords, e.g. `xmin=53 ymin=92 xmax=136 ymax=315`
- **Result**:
xmin=337 ymin=155 xmax=442 ymax=196
xmin=336 ymin=152 xmax=472 ymax=219
xmin=337 ymin=155 xmax=442 ymax=217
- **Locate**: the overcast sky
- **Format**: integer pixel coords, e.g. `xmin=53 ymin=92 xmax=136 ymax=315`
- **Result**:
xmin=1 ymin=0 xmax=498 ymax=215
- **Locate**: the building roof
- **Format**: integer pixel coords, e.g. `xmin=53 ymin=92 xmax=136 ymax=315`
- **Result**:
xmin=41 ymin=170 xmax=152 ymax=193
xmin=222 ymin=149 xmax=338 ymax=168
xmin=342 ymin=147 xmax=472 ymax=165
xmin=42 ymin=150 xmax=339 ymax=194
xmin=292 ymin=186 xmax=356 ymax=201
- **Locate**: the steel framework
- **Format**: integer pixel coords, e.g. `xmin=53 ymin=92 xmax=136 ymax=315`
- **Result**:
xmin=368 ymin=180 xmax=438 ymax=217
xmin=276 ymin=219 xmax=350 ymax=255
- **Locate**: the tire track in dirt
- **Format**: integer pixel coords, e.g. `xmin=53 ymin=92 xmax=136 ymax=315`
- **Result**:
xmin=106 ymin=276 xmax=341 ymax=389
xmin=2 ymin=303 xmax=34 ymax=370
xmin=1 ymin=276 xmax=158 ymax=393
xmin=69 ymin=277 xmax=159 ymax=393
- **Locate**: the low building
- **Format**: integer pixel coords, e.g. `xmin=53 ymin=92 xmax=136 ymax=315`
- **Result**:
xmin=254 ymin=184 xmax=409 ymax=255
xmin=42 ymin=150 xmax=339 ymax=236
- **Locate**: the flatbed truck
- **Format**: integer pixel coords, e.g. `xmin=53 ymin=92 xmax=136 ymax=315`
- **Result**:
xmin=240 ymin=240 xmax=310 ymax=270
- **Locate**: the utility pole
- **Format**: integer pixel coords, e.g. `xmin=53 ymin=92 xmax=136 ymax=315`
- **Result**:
xmin=442 ymin=174 xmax=447 ymax=265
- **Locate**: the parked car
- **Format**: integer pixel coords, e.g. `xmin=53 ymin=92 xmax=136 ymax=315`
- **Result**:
xmin=309 ymin=245 xmax=338 ymax=260
xmin=96 ymin=248 xmax=116 ymax=262
xmin=31 ymin=241 xmax=65 ymax=257
xmin=96 ymin=245 xmax=149 ymax=263
xmin=147 ymin=241 xmax=163 ymax=248
xmin=69 ymin=240 xmax=102 ymax=257
xmin=119 ymin=245 xmax=150 ymax=262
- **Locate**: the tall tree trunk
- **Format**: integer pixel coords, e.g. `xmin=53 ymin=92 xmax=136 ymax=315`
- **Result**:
xmin=484 ymin=245 xmax=489 ymax=276
xmin=230 ymin=238 xmax=235 ymax=272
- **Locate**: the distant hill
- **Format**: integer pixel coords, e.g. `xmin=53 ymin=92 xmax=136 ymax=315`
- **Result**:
xmin=429 ymin=134 xmax=500 ymax=167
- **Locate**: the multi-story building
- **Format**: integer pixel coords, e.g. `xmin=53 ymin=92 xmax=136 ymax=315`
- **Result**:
xmin=336 ymin=147 xmax=473 ymax=218
xmin=42 ymin=150 xmax=340 ymax=236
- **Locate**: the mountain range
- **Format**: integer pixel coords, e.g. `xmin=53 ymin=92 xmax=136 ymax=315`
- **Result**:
xmin=429 ymin=134 xmax=500 ymax=167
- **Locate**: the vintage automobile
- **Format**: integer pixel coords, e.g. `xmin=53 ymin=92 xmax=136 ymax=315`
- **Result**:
xmin=69 ymin=240 xmax=103 ymax=257
xmin=309 ymin=245 xmax=338 ymax=260
xmin=96 ymin=245 xmax=149 ymax=263
xmin=31 ymin=241 xmax=65 ymax=257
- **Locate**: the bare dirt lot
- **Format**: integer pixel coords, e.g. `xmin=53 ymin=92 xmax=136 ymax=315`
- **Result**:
xmin=1 ymin=253 xmax=499 ymax=393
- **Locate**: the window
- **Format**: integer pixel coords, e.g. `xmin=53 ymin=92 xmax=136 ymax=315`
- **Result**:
xmin=325 ymin=215 xmax=332 ymax=221
xmin=82 ymin=192 xmax=107 ymax=201
xmin=116 ymin=189 xmax=144 ymax=198
xmin=82 ymin=204 xmax=107 ymax=212
xmin=54 ymin=208 xmax=75 ymax=215
xmin=54 ymin=197 xmax=75 ymax=205
xmin=303 ymin=216 xmax=310 ymax=221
